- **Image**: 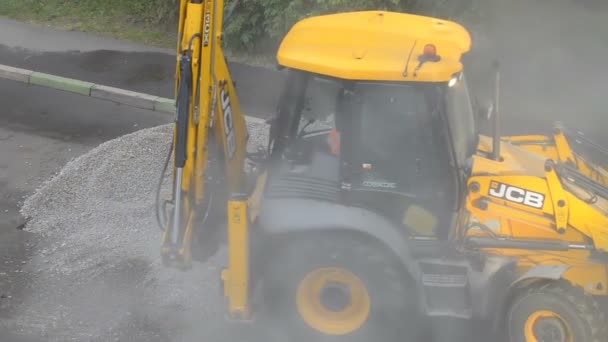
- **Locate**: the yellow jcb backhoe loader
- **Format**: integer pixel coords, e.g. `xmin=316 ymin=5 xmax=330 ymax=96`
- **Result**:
xmin=156 ymin=1 xmax=608 ymax=341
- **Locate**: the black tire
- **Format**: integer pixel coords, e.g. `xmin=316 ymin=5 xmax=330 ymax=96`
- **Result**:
xmin=192 ymin=155 xmax=228 ymax=262
xmin=258 ymin=232 xmax=424 ymax=342
xmin=507 ymin=281 xmax=606 ymax=342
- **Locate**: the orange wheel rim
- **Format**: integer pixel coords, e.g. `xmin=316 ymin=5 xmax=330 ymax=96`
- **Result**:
xmin=296 ymin=267 xmax=370 ymax=335
xmin=524 ymin=310 xmax=573 ymax=342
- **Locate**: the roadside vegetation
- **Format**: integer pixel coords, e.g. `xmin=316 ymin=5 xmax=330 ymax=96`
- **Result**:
xmin=0 ymin=0 xmax=481 ymax=65
xmin=0 ymin=0 xmax=178 ymax=47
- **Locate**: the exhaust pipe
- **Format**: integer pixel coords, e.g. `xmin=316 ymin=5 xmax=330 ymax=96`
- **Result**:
xmin=491 ymin=60 xmax=501 ymax=161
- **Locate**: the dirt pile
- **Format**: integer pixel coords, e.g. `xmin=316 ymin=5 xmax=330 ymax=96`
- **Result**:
xmin=9 ymin=118 xmax=269 ymax=342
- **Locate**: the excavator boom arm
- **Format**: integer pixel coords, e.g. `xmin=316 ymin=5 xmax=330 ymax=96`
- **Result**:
xmin=160 ymin=0 xmax=248 ymax=270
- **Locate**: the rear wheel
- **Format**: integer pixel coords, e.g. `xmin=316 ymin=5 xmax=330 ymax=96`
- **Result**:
xmin=507 ymin=282 xmax=606 ymax=342
xmin=192 ymin=154 xmax=227 ymax=262
xmin=259 ymin=233 xmax=424 ymax=342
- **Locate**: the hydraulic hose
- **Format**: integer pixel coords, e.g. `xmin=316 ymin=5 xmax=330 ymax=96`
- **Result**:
xmin=154 ymin=0 xmax=238 ymax=231
xmin=155 ymin=51 xmax=193 ymax=234
xmin=175 ymin=54 xmax=193 ymax=169
xmin=168 ymin=53 xmax=194 ymax=245
xmin=155 ymin=135 xmax=174 ymax=232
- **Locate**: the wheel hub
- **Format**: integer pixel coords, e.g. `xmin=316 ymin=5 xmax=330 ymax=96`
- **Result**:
xmin=534 ymin=317 xmax=568 ymax=342
xmin=320 ymin=281 xmax=351 ymax=312
xmin=296 ymin=267 xmax=371 ymax=336
xmin=525 ymin=311 xmax=572 ymax=342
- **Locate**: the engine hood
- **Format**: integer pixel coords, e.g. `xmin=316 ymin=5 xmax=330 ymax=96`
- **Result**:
xmin=471 ymin=135 xmax=548 ymax=178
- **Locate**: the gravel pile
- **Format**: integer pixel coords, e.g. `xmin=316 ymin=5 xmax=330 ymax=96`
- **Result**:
xmin=9 ymin=118 xmax=269 ymax=342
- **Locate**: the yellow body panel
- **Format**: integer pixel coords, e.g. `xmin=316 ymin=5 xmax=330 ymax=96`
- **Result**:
xmin=161 ymin=0 xmax=206 ymax=268
xmin=162 ymin=1 xmax=608 ymax=330
xmin=481 ymin=248 xmax=608 ymax=296
xmin=276 ymin=11 xmax=471 ymax=82
xmin=473 ymin=135 xmax=547 ymax=177
xmin=161 ymin=0 xmax=248 ymax=273
xmin=465 ymin=135 xmax=608 ymax=296
xmin=222 ymin=198 xmax=251 ymax=318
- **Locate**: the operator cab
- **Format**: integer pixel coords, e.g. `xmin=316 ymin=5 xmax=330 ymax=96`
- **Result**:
xmin=266 ymin=10 xmax=476 ymax=239
xmin=268 ymin=69 xmax=478 ymax=239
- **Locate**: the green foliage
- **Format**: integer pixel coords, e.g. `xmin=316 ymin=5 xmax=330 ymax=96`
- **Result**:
xmin=0 ymin=0 xmax=177 ymax=25
xmin=223 ymin=0 xmax=479 ymax=53
xmin=0 ymin=0 xmax=178 ymax=47
xmin=0 ymin=0 xmax=480 ymax=60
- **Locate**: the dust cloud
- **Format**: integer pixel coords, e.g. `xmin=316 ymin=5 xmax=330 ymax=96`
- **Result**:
xmin=6 ymin=120 xmax=269 ymax=341
xmin=466 ymin=0 xmax=608 ymax=143
xmin=5 ymin=0 xmax=608 ymax=341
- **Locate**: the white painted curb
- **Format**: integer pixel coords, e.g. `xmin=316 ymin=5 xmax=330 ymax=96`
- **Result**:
xmin=0 ymin=63 xmax=269 ymax=121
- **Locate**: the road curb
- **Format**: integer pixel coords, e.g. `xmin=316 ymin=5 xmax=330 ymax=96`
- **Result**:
xmin=0 ymin=63 xmax=177 ymax=114
xmin=91 ymin=84 xmax=158 ymax=110
xmin=0 ymin=64 xmax=32 ymax=82
xmin=30 ymin=72 xmax=95 ymax=96
xmin=0 ymin=63 xmax=277 ymax=120
xmin=154 ymin=97 xmax=176 ymax=113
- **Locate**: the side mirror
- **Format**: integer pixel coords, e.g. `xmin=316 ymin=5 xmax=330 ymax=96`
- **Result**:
xmin=479 ymin=102 xmax=494 ymax=121
xmin=473 ymin=96 xmax=494 ymax=122
xmin=472 ymin=60 xmax=500 ymax=124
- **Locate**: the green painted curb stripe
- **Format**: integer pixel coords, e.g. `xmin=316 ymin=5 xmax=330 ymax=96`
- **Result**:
xmin=30 ymin=72 xmax=94 ymax=96
xmin=1 ymin=64 xmax=276 ymax=119
xmin=1 ymin=64 xmax=177 ymax=114
xmin=154 ymin=97 xmax=176 ymax=113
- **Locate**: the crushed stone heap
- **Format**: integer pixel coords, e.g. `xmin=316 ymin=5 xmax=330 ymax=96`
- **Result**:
xmin=12 ymin=119 xmax=269 ymax=342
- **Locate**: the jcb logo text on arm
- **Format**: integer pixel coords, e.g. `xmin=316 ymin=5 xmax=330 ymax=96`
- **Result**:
xmin=488 ymin=181 xmax=545 ymax=209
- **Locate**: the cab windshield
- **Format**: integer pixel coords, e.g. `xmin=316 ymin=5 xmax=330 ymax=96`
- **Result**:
xmin=290 ymin=72 xmax=477 ymax=169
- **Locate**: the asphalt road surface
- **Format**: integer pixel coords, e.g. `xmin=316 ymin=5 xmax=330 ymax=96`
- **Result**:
xmin=0 ymin=14 xmax=287 ymax=342
xmin=0 ymin=16 xmax=171 ymax=342
xmin=0 ymin=82 xmax=171 ymax=342
xmin=2 ymin=0 xmax=608 ymax=341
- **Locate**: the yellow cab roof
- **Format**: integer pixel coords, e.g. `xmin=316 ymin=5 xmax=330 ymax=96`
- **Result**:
xmin=276 ymin=11 xmax=472 ymax=82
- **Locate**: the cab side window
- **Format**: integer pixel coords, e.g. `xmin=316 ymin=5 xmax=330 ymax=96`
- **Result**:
xmin=355 ymin=82 xmax=448 ymax=193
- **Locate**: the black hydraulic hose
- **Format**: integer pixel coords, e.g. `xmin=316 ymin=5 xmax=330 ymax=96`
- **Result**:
xmin=491 ymin=61 xmax=501 ymax=161
xmin=558 ymin=162 xmax=608 ymax=200
xmin=155 ymin=137 xmax=174 ymax=232
xmin=465 ymin=236 xmax=577 ymax=251
xmin=155 ymin=53 xmax=194 ymax=232
xmin=561 ymin=125 xmax=608 ymax=158
xmin=175 ymin=54 xmax=193 ymax=169
xmin=155 ymin=0 xmax=238 ymax=231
